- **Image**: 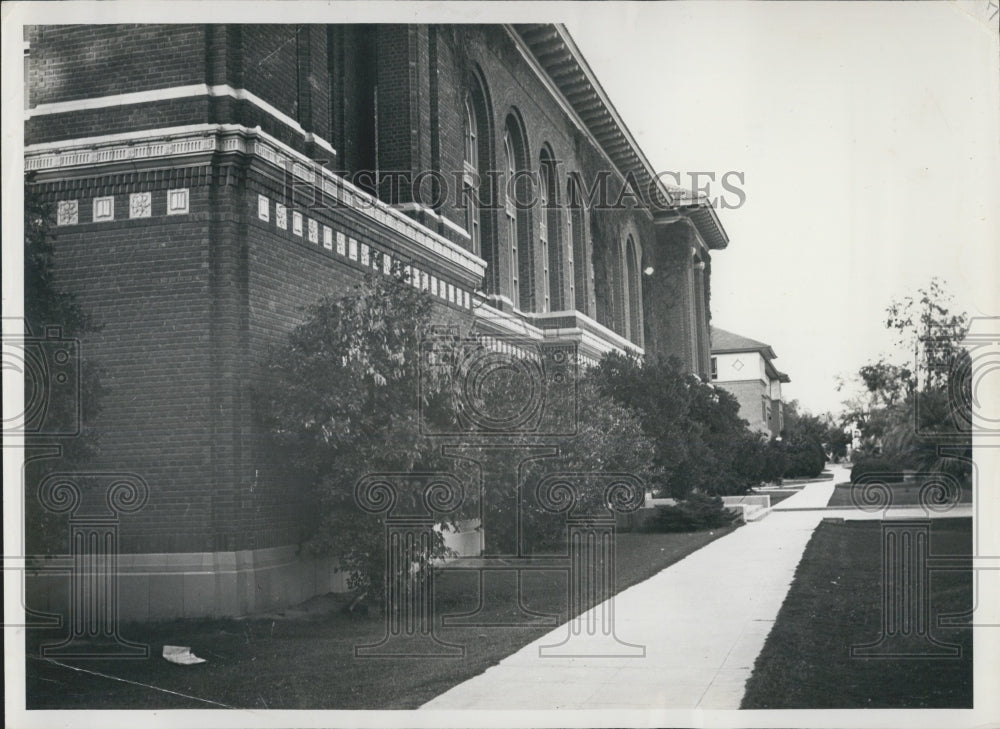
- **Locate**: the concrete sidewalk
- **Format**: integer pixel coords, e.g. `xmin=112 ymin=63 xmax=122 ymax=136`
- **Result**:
xmin=422 ymin=480 xmax=839 ymax=711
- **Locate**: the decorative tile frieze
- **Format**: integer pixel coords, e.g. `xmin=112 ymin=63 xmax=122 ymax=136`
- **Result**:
xmin=129 ymin=192 xmax=151 ymax=219
xmin=292 ymin=211 xmax=303 ymax=237
xmin=360 ymin=243 xmax=370 ymax=266
xmin=57 ymin=200 xmax=78 ymax=226
xmin=166 ymin=188 xmax=189 ymax=215
xmin=323 ymin=225 xmax=333 ymax=251
xmin=308 ymin=218 xmax=318 ymax=244
xmin=336 ymin=231 xmax=346 ymax=256
xmin=25 ymin=125 xmax=488 ymax=279
xmin=275 ymin=203 xmax=287 ymax=230
xmin=93 ymin=196 xmax=115 ymax=222
xmin=348 ymin=238 xmax=358 ymax=261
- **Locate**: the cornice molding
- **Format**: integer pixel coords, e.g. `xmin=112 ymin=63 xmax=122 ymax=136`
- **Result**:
xmin=25 ymin=124 xmax=485 ymax=280
xmin=26 ymin=84 xmax=336 ymax=157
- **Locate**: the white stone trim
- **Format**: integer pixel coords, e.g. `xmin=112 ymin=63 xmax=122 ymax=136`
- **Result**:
xmin=56 ymin=199 xmax=78 ymax=226
xmin=166 ymin=188 xmax=189 ymax=215
xmin=129 ymin=192 xmax=151 ymax=219
xmin=25 ymin=83 xmax=337 ymax=157
xmin=25 ymin=124 xmax=487 ymax=279
xmin=392 ymin=202 xmax=472 ymax=241
xmin=92 ymin=196 xmax=114 ymax=222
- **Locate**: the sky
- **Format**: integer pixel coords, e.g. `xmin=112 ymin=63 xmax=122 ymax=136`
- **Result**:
xmin=565 ymin=1 xmax=1000 ymax=416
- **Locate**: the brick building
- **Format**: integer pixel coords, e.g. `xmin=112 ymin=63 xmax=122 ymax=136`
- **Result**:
xmin=710 ymin=327 xmax=789 ymax=438
xmin=24 ymin=24 xmax=730 ymax=619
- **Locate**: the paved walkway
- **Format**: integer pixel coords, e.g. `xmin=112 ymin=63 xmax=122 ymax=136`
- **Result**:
xmin=422 ymin=478 xmax=840 ymax=711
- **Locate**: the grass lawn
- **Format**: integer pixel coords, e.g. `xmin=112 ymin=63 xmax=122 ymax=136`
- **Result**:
xmin=26 ymin=527 xmax=734 ymax=710
xmin=741 ymin=517 xmax=972 ymax=709
xmin=826 ymin=481 xmax=973 ymax=508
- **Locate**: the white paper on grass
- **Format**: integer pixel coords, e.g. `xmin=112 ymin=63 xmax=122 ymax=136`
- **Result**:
xmin=162 ymin=645 xmax=206 ymax=665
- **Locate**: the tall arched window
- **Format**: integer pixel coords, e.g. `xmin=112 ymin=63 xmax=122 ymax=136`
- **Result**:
xmin=503 ymin=129 xmax=520 ymax=308
xmin=625 ymin=236 xmax=643 ymax=345
xmin=540 ymin=149 xmax=565 ymax=312
xmin=503 ymin=115 xmax=533 ymax=311
xmin=609 ymin=243 xmax=626 ymax=336
xmin=538 ymin=160 xmax=551 ymax=312
xmin=462 ymin=96 xmax=481 ymax=256
xmin=567 ymin=176 xmax=587 ymax=314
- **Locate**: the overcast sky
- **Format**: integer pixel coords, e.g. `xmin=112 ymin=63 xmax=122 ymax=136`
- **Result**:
xmin=566 ymin=1 xmax=1000 ymax=416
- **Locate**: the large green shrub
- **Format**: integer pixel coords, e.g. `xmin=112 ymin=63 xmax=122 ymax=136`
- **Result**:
xmin=645 ymin=493 xmax=734 ymax=533
xmin=783 ymin=437 xmax=826 ymax=479
xmin=591 ymin=354 xmax=776 ymax=497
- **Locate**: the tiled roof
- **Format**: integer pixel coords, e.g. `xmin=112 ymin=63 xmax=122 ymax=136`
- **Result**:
xmin=711 ymin=327 xmax=790 ymax=383
xmin=711 ymin=327 xmax=774 ymax=356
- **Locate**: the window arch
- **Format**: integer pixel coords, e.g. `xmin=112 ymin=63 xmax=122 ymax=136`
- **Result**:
xmin=567 ymin=175 xmax=588 ymax=314
xmin=609 ymin=241 xmax=626 ymax=336
xmin=462 ymin=95 xmax=481 ymax=256
xmin=502 ymin=114 xmax=533 ymax=311
xmin=539 ymin=147 xmax=565 ymax=312
xmin=624 ymin=235 xmax=643 ymax=345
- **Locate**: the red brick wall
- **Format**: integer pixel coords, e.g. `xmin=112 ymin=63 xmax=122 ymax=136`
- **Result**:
xmin=25 ymin=23 xmax=714 ymax=556
xmin=30 ymin=169 xmax=217 ymax=553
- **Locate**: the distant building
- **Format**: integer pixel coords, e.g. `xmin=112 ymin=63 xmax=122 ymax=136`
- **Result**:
xmin=710 ymin=327 xmax=789 ymax=438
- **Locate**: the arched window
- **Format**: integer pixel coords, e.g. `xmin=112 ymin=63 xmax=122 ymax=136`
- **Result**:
xmin=625 ymin=236 xmax=643 ymax=345
xmin=539 ymin=149 xmax=565 ymax=312
xmin=609 ymin=242 xmax=626 ymax=336
xmin=567 ymin=176 xmax=587 ymax=314
xmin=463 ymin=70 xmax=496 ymax=294
xmin=503 ymin=129 xmax=520 ymax=308
xmin=503 ymin=115 xmax=533 ymax=311
xmin=462 ymin=96 xmax=481 ymax=256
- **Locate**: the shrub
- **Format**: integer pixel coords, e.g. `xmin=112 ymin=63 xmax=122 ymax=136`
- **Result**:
xmin=645 ymin=493 xmax=734 ymax=533
xmin=850 ymin=457 xmax=904 ymax=484
xmin=783 ymin=438 xmax=826 ymax=479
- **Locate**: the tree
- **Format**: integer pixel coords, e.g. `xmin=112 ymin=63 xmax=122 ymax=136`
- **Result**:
xmin=839 ymin=278 xmax=970 ymax=479
xmin=779 ymin=400 xmax=833 ymax=478
xmin=255 ymin=267 xmax=457 ymax=598
xmin=591 ymin=354 xmax=781 ymax=498
xmin=256 ymin=271 xmax=667 ymax=591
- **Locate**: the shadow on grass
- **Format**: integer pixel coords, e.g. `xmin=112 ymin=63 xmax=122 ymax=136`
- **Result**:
xmin=740 ymin=517 xmax=972 ymax=709
xmin=26 ymin=527 xmax=735 ymax=710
